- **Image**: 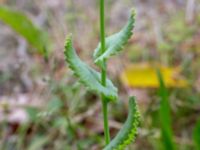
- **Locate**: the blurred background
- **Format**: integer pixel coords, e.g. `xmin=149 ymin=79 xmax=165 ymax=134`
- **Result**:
xmin=0 ymin=0 xmax=200 ymax=150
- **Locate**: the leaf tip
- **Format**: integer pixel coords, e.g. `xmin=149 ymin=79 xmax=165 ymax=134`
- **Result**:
xmin=130 ymin=8 xmax=136 ymax=18
xmin=64 ymin=34 xmax=73 ymax=51
xmin=65 ymin=33 xmax=73 ymax=43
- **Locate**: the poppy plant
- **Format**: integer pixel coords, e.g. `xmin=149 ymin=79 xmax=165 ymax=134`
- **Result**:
xmin=64 ymin=0 xmax=140 ymax=149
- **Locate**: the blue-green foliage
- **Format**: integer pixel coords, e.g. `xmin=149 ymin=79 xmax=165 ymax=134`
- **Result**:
xmin=64 ymin=35 xmax=118 ymax=101
xmin=93 ymin=9 xmax=135 ymax=69
xmin=104 ymin=97 xmax=140 ymax=150
xmin=64 ymin=9 xmax=140 ymax=150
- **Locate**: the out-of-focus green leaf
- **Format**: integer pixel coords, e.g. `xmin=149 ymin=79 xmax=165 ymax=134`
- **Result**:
xmin=157 ymin=69 xmax=176 ymax=150
xmin=0 ymin=6 xmax=49 ymax=54
xmin=193 ymin=119 xmax=200 ymax=150
xmin=64 ymin=35 xmax=118 ymax=101
xmin=28 ymin=136 xmax=49 ymax=150
xmin=47 ymin=97 xmax=63 ymax=112
xmin=165 ymin=13 xmax=194 ymax=44
xmin=26 ymin=106 xmax=38 ymax=122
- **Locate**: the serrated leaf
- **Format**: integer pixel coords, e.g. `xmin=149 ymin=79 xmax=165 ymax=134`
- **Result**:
xmin=0 ymin=6 xmax=49 ymax=54
xmin=93 ymin=9 xmax=135 ymax=68
xmin=104 ymin=96 xmax=140 ymax=150
xmin=64 ymin=35 xmax=118 ymax=101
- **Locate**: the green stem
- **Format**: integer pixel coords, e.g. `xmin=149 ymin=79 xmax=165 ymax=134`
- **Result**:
xmin=100 ymin=0 xmax=110 ymax=145
xmin=102 ymin=95 xmax=110 ymax=144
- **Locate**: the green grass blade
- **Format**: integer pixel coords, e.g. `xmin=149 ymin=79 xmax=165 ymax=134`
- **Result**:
xmin=104 ymin=97 xmax=140 ymax=150
xmin=193 ymin=119 xmax=200 ymax=150
xmin=156 ymin=69 xmax=176 ymax=150
xmin=0 ymin=6 xmax=49 ymax=54
xmin=64 ymin=35 xmax=118 ymax=101
xmin=93 ymin=9 xmax=135 ymax=69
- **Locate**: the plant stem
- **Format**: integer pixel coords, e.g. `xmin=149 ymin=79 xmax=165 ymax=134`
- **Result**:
xmin=102 ymin=95 xmax=110 ymax=144
xmin=100 ymin=0 xmax=110 ymax=145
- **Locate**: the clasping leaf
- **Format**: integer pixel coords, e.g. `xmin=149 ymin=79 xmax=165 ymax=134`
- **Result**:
xmin=64 ymin=35 xmax=118 ymax=101
xmin=104 ymin=96 xmax=140 ymax=150
xmin=93 ymin=9 xmax=136 ymax=69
